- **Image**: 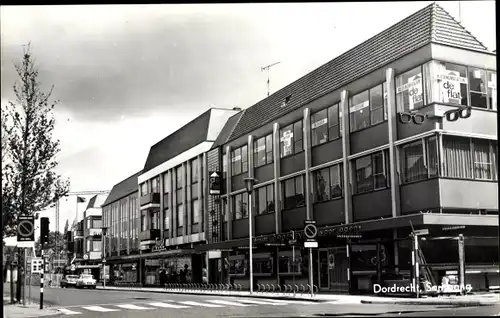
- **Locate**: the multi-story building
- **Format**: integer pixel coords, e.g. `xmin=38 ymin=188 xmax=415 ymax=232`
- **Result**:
xmin=102 ymin=107 xmax=240 ymax=286
xmin=198 ymin=3 xmax=498 ymax=294
xmin=101 ymin=171 xmax=141 ymax=284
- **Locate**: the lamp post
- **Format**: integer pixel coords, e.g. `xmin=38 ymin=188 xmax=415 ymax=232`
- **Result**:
xmin=244 ymin=177 xmax=257 ymax=294
xmin=102 ymin=227 xmax=108 ymax=288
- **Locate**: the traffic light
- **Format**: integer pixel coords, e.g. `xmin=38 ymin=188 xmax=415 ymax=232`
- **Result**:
xmin=40 ymin=217 xmax=50 ymax=245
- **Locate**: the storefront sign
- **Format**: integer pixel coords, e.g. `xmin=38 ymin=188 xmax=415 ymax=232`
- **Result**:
xmin=396 ymin=76 xmax=422 ymax=94
xmin=152 ymin=238 xmax=167 ymax=252
xmin=231 ymin=155 xmax=241 ymax=162
xmin=145 ymin=259 xmax=160 ymax=266
xmin=319 ymin=224 xmax=362 ymax=237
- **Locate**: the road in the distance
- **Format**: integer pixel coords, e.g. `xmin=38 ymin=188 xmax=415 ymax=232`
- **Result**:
xmin=21 ymin=286 xmax=500 ymax=317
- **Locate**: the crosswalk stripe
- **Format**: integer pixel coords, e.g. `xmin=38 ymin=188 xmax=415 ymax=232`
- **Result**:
xmin=115 ymin=304 xmax=154 ymax=310
xmin=236 ymin=299 xmax=288 ymax=305
xmin=58 ymin=308 xmax=82 ymax=315
xmin=179 ymin=301 xmax=224 ymax=308
xmin=82 ymin=306 xmax=119 ymax=312
xmin=207 ymin=300 xmax=252 ymax=307
xmin=265 ymin=299 xmax=316 ymax=305
xmin=148 ymin=302 xmax=191 ymax=309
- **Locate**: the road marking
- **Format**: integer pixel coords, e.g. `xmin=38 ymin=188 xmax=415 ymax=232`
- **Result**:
xmin=58 ymin=308 xmax=82 ymax=315
xmin=264 ymin=299 xmax=318 ymax=305
xmin=236 ymin=299 xmax=288 ymax=305
xmin=82 ymin=306 xmax=119 ymax=312
xmin=207 ymin=300 xmax=252 ymax=306
xmin=115 ymin=304 xmax=154 ymax=310
xmin=148 ymin=302 xmax=192 ymax=309
xmin=179 ymin=301 xmax=224 ymax=307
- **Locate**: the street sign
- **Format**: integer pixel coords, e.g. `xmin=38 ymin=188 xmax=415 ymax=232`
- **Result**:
xmin=83 ymin=254 xmax=89 ymax=260
xmin=17 ymin=215 xmax=35 ymax=242
xmin=70 ymin=264 xmax=76 ymax=271
xmin=209 ymin=171 xmax=221 ymax=195
xmin=304 ymin=241 xmax=318 ymax=248
xmin=304 ymin=220 xmax=318 ymax=248
xmin=17 ymin=241 xmax=35 ymax=248
xmin=414 ymin=229 xmax=429 ymax=236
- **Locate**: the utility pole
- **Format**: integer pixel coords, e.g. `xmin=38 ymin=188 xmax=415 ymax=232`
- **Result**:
xmin=261 ymin=62 xmax=281 ymax=97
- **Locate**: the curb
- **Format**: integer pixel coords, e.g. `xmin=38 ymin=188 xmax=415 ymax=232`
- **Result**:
xmin=95 ymin=287 xmax=325 ymax=302
xmin=360 ymin=299 xmax=494 ymax=306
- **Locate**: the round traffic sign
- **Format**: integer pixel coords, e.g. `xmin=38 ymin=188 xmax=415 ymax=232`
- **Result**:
xmin=70 ymin=265 xmax=76 ymax=271
xmin=304 ymin=224 xmax=317 ymax=239
xmin=18 ymin=220 xmax=34 ymax=237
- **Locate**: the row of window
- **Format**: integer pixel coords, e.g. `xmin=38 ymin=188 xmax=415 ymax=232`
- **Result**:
xmin=226 ymin=136 xmax=497 ymax=216
xmin=228 ymin=61 xmax=497 ymax=176
xmin=140 ymin=157 xmax=200 ymax=196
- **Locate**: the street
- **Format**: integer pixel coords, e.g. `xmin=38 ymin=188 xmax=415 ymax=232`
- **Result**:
xmin=16 ymin=286 xmax=500 ymax=317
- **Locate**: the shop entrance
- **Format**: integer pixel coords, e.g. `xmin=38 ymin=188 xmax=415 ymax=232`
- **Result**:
xmin=317 ymin=247 xmax=348 ymax=293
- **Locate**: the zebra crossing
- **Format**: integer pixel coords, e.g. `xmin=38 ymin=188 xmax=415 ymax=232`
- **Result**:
xmin=55 ymin=298 xmax=315 ymax=315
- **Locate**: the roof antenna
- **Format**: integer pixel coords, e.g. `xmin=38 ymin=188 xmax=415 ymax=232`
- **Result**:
xmin=458 ymin=1 xmax=462 ymax=22
xmin=261 ymin=62 xmax=281 ymax=97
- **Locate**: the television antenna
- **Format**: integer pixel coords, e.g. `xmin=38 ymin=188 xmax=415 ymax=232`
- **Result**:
xmin=261 ymin=62 xmax=281 ymax=97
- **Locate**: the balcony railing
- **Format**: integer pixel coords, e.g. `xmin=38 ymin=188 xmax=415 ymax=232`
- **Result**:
xmin=140 ymin=193 xmax=161 ymax=206
xmin=139 ymin=229 xmax=161 ymax=241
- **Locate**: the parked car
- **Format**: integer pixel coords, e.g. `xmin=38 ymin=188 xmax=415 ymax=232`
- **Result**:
xmin=60 ymin=275 xmax=79 ymax=288
xmin=76 ymin=274 xmax=97 ymax=289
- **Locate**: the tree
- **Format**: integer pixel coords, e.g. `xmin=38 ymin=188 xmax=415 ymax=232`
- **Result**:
xmin=35 ymin=231 xmax=66 ymax=256
xmin=2 ymin=43 xmax=70 ymax=239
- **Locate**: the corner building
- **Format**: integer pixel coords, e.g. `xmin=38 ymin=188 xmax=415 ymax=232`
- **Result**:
xmin=199 ymin=3 xmax=498 ymax=295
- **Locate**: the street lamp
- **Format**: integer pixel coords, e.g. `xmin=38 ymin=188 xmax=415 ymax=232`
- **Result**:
xmin=102 ymin=227 xmax=108 ymax=288
xmin=244 ymin=177 xmax=257 ymax=294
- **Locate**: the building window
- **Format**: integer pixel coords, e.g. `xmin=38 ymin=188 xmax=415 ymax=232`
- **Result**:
xmin=354 ymin=150 xmax=390 ymax=194
xmin=280 ymin=120 xmax=303 ymax=158
xmin=282 ymin=175 xmax=305 ymax=210
xmin=140 ymin=183 xmax=148 ymax=196
xmin=191 ymin=158 xmax=199 ymax=182
xmin=141 ymin=214 xmax=146 ymax=232
xmin=92 ymin=241 xmax=101 ymax=252
xmin=233 ymin=192 xmax=248 ymax=220
xmin=400 ymin=136 xmax=439 ymax=184
xmin=151 ymin=176 xmax=160 ymax=193
xmin=254 ymin=134 xmax=273 ymax=167
xmin=164 ymin=209 xmax=169 ymax=230
xmin=469 ymin=67 xmax=488 ymax=108
xmin=312 ymin=164 xmax=343 ymax=202
xmin=311 ymin=103 xmax=342 ymax=146
xmin=487 ymin=71 xmax=497 ymax=110
xmin=349 ymin=84 xmax=386 ymax=132
xmin=424 ymin=61 xmax=468 ymax=106
xmin=231 ymin=145 xmax=248 ymax=176
xmin=443 ymin=136 xmax=497 ymax=181
xmin=256 ymin=184 xmax=275 ymax=215
xmin=278 ymin=254 xmax=302 ymax=274
xmin=192 ymin=199 xmax=200 ymax=224
xmin=163 ymin=172 xmax=170 ymax=194
xmin=92 ymin=219 xmax=102 ymax=229
xmin=396 ymin=66 xmax=424 ymax=112
xmin=176 ymin=166 xmax=183 ymax=189
xmin=253 ymin=257 xmax=273 ymax=275
xmin=177 ymin=204 xmax=184 ymax=228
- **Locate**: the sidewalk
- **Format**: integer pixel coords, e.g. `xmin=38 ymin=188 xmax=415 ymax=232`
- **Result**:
xmin=95 ymin=286 xmax=500 ymax=306
xmin=3 ymin=297 xmax=59 ymax=318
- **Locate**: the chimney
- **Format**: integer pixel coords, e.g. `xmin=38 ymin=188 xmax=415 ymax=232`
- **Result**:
xmin=233 ymin=107 xmax=242 ymax=111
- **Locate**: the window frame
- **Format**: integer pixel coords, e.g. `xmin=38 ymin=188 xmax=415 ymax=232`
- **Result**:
xmin=312 ymin=163 xmax=344 ymax=203
xmin=395 ymin=65 xmax=425 ymax=112
xmin=231 ymin=145 xmax=248 ymax=176
xmin=280 ymin=119 xmax=304 ymax=158
xmin=400 ymin=136 xmax=440 ymax=184
xmin=191 ymin=198 xmax=200 ymax=224
xmin=233 ymin=192 xmax=249 ymax=220
xmin=349 ymin=83 xmax=387 ymax=133
xmin=353 ymin=150 xmax=391 ymax=194
xmin=254 ymin=134 xmax=273 ymax=167
xmin=282 ymin=175 xmax=305 ymax=210
xmin=255 ymin=184 xmax=275 ymax=215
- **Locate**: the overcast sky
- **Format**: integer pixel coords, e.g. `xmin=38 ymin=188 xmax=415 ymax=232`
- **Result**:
xmin=1 ymin=1 xmax=496 ymax=234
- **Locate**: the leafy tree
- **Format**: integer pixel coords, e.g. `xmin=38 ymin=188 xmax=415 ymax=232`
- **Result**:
xmin=35 ymin=231 xmax=66 ymax=256
xmin=2 ymin=43 xmax=70 ymax=239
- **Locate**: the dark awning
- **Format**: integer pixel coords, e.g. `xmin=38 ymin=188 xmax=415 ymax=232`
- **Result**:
xmin=106 ymin=249 xmax=196 ymax=262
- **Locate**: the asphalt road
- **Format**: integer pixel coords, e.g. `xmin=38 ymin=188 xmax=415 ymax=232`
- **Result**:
xmin=15 ymin=285 xmax=500 ymax=317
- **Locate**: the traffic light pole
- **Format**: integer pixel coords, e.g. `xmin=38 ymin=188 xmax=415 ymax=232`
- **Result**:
xmin=40 ymin=256 xmax=44 ymax=309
